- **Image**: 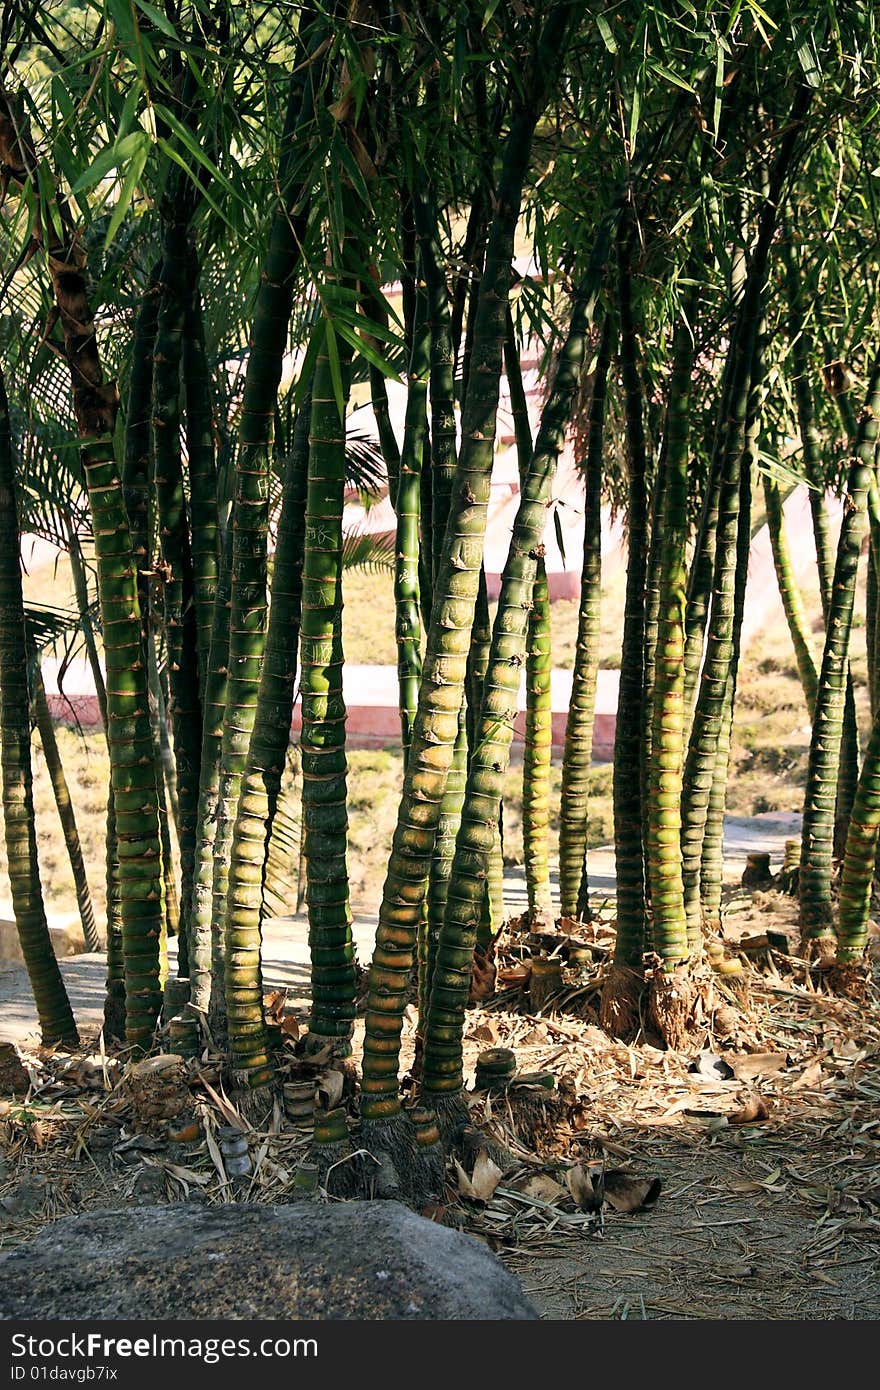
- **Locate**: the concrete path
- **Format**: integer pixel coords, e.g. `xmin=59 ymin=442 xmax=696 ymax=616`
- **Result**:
xmin=0 ymin=812 xmax=801 ymax=1048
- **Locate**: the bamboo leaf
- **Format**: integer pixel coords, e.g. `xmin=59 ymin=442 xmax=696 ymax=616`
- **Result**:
xmin=35 ymin=161 xmax=64 ymax=244
xmin=69 ymin=132 xmax=150 ymax=194
xmin=553 ymin=505 xmax=567 ymax=567
xmin=713 ymin=43 xmax=724 ymax=139
xmin=628 ymin=81 xmax=641 ymax=154
xmin=650 ymin=63 xmax=694 ymax=94
xmin=596 ymin=14 xmax=618 ymax=53
xmin=104 ymin=140 xmax=149 ymax=248
xmin=334 ymin=318 xmax=399 ymax=381
xmin=795 ymin=34 xmax=822 ymax=88
xmin=324 ymin=320 xmax=346 ymax=423
xmin=133 ymin=0 xmax=179 ymax=39
xmin=153 ymin=103 xmax=243 ymax=210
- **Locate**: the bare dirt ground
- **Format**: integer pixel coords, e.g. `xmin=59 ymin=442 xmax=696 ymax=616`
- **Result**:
xmin=1 ymin=864 xmax=878 ymax=1322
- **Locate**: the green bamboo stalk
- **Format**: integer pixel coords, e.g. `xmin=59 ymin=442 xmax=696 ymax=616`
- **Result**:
xmin=505 ymin=307 xmax=553 ymax=924
xmin=837 ymin=698 xmax=880 ymax=963
xmin=762 ymin=471 xmax=818 ymax=712
xmin=149 ymin=648 xmax=180 ymax=830
xmin=66 ymin=529 xmax=108 ymax=730
xmin=81 ymin=421 xmax=164 ymax=1048
xmin=800 ymin=361 xmax=880 ymax=947
xmin=121 ymin=265 xmax=161 ymax=654
xmin=558 ymin=315 xmax=614 ymax=920
xmin=62 ymin=528 xmax=117 ymax=969
xmin=394 ymin=270 xmax=429 ymax=759
xmin=225 ymin=398 xmax=310 ymax=1086
xmin=868 ymin=547 xmax=878 ymax=720
xmin=417 ymin=197 xmax=457 ymax=592
xmin=187 ymin=526 xmax=232 ymax=1014
xmin=147 ymin=636 xmax=177 ymax=965
xmin=422 ymin=713 xmax=467 ymax=1030
xmin=418 ymin=192 xmax=462 ymax=1020
xmin=642 ymin=311 xmax=695 ymax=988
xmin=609 ymin=219 xmax=649 ymax=973
xmin=486 ymin=814 xmax=505 ymax=944
xmin=783 ymin=244 xmax=834 ymax=613
xmin=524 ymin=561 xmax=553 ymax=924
xmin=36 ymin=232 xmax=164 ymax=1048
xmin=700 ymin=375 xmax=757 ymax=931
xmin=103 ymin=786 xmax=124 ymax=1039
xmin=419 ymin=435 xmax=434 ymax=638
xmin=152 ymin=223 xmax=202 ymax=960
xmin=68 ymin=531 xmax=123 ymax=1032
xmin=420 ymin=279 xmax=593 ymax=1111
xmin=31 ymin=658 xmax=100 ymax=952
xmin=641 ymin=439 xmax=667 ymax=915
xmin=784 ymin=256 xmax=860 ymax=852
xmin=682 ymin=228 xmax=748 ymax=715
xmin=301 ymin=329 xmax=357 ymax=1053
xmin=182 ymin=250 xmax=220 ymax=688
xmin=680 ymin=364 xmax=752 ymax=952
xmin=360 ymin=61 xmax=573 ymax=1132
xmin=113 ymin=264 xmax=161 ymax=1036
xmin=0 ymin=368 xmax=79 ymax=1045
xmin=466 ymin=567 xmax=500 ymax=943
xmin=678 ymin=92 xmax=811 ymax=954
xmin=682 ymin=451 xmax=723 ymax=713
xmin=200 ymin=45 xmax=323 ymax=1023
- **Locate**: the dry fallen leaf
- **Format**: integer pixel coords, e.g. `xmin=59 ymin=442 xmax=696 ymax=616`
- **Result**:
xmin=203 ymin=1124 xmax=228 ymax=1185
xmin=565 ymin=1162 xmax=604 ymax=1213
xmin=520 ymin=1173 xmax=567 ymax=1203
xmin=833 ymin=1039 xmax=864 ymax=1061
xmin=454 ymin=1150 xmax=504 ymax=1203
xmin=262 ymin=989 xmax=288 ymax=1024
xmin=317 ymin=1070 xmax=345 ymax=1110
xmin=469 ymin=1022 xmax=500 ymax=1045
xmin=727 ymin=1052 xmax=789 ymax=1081
xmin=468 ymin=944 xmax=497 ymax=1003
xmin=165 ymin=1163 xmax=211 ymax=1187
xmin=200 ymin=1080 xmax=248 ymax=1131
xmin=28 ymin=1120 xmax=49 ymax=1149
xmin=603 ymin=1169 xmax=662 ymax=1213
xmin=792 ymin=1059 xmax=824 ymax=1090
xmin=728 ymin=1095 xmax=772 ymax=1126
xmin=568 ymin=1101 xmax=592 ymax=1131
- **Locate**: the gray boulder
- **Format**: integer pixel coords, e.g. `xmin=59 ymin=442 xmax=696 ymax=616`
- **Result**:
xmin=0 ymin=1200 xmax=537 ymax=1320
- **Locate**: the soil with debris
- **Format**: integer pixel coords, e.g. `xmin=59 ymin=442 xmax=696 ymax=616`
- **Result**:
xmin=1 ymin=888 xmax=879 ymax=1322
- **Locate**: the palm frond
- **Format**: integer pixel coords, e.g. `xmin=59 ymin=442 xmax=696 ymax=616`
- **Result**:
xmin=341 ymin=528 xmax=395 ymax=573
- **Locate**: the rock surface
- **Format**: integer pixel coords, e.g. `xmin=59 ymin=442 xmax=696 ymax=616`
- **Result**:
xmin=0 ymin=1200 xmax=537 ymax=1320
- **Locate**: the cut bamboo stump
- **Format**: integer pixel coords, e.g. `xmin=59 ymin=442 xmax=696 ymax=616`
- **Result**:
xmin=742 ymin=851 xmax=772 ymax=888
xmin=163 ymin=977 xmax=190 ymax=1022
xmin=474 ymin=1048 xmax=517 ymax=1092
xmin=528 ymin=957 xmax=563 ymax=1013
xmin=283 ymin=1080 xmax=316 ymax=1128
xmin=778 ymin=838 xmax=800 ymax=895
xmin=167 ymin=1014 xmax=199 ymax=1057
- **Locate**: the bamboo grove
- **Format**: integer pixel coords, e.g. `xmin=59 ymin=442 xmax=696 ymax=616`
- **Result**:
xmin=0 ymin=0 xmax=878 ymax=1199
